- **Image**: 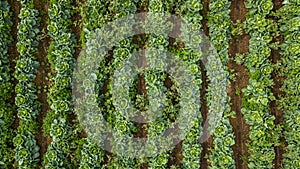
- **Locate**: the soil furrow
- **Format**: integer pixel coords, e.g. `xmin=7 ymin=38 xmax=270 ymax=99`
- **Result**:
xmin=69 ymin=0 xmax=87 ymax=167
xmin=199 ymin=0 xmax=213 ymax=168
xmin=228 ymin=0 xmax=250 ymax=169
xmin=6 ymin=1 xmax=22 ymax=168
xmin=33 ymin=0 xmax=52 ymax=167
xmin=7 ymin=0 xmax=21 ymax=133
xmin=270 ymin=0 xmax=284 ymax=168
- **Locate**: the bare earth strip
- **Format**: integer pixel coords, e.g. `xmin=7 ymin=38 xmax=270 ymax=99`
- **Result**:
xmin=7 ymin=0 xmax=21 ymax=133
xmin=199 ymin=0 xmax=214 ymax=168
xmin=269 ymin=0 xmax=284 ymax=168
xmin=32 ymin=1 xmax=52 ymax=167
xmin=6 ymin=0 xmax=22 ymax=168
xmin=228 ymin=0 xmax=250 ymax=169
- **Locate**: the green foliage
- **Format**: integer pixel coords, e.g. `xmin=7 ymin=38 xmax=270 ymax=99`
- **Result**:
xmin=44 ymin=119 xmax=72 ymax=168
xmin=208 ymin=0 xmax=232 ymax=65
xmin=207 ymin=0 xmax=235 ymax=168
xmin=0 ymin=2 xmax=14 ymax=142
xmin=78 ymin=0 xmax=111 ymax=167
xmin=0 ymin=101 xmax=15 ymax=168
xmin=12 ymin=1 xmax=41 ymax=168
xmin=79 ymin=139 xmax=105 ymax=169
xmin=231 ymin=20 xmax=244 ymax=36
xmin=45 ymin=0 xmax=77 ymax=168
xmin=146 ymin=1 xmax=176 ymax=168
xmin=13 ymin=132 xmax=40 ymax=169
xmin=173 ymin=1 xmax=204 ymax=168
xmin=1 ymin=0 xmax=298 ymax=168
xmin=43 ymin=110 xmax=59 ymax=137
xmin=242 ymin=0 xmax=280 ymax=168
xmin=276 ymin=0 xmax=300 ymax=168
xmin=0 ymin=1 xmax=13 ymax=101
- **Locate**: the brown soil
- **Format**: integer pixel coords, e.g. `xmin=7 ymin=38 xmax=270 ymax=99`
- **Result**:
xmin=6 ymin=0 xmax=22 ymax=168
xmin=269 ymin=0 xmax=285 ymax=168
xmin=7 ymin=0 xmax=21 ymax=132
xmin=199 ymin=0 xmax=214 ymax=168
xmin=199 ymin=61 xmax=214 ymax=169
xmin=71 ymin=0 xmax=86 ymax=60
xmin=69 ymin=0 xmax=85 ymax=136
xmin=270 ymin=49 xmax=285 ymax=169
xmin=135 ymin=3 xmax=149 ymax=168
xmin=33 ymin=0 xmax=52 ymax=167
xmin=228 ymin=0 xmax=250 ymax=169
xmin=166 ymin=12 xmax=183 ymax=169
xmin=68 ymin=0 xmax=87 ymax=167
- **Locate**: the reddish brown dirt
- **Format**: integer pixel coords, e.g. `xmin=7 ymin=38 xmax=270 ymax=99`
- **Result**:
xmin=71 ymin=0 xmax=88 ymax=141
xmin=6 ymin=0 xmax=22 ymax=168
xmin=270 ymin=49 xmax=285 ymax=169
xmin=228 ymin=0 xmax=250 ymax=169
xmin=199 ymin=61 xmax=213 ymax=169
xmin=7 ymin=0 xmax=21 ymax=132
xmin=199 ymin=0 xmax=214 ymax=168
xmin=71 ymin=0 xmax=86 ymax=60
xmin=68 ymin=0 xmax=87 ymax=167
xmin=168 ymin=141 xmax=183 ymax=168
xmin=69 ymin=0 xmax=85 ymax=136
xmin=135 ymin=3 xmax=149 ymax=168
xmin=33 ymin=0 xmax=52 ymax=167
xmin=269 ymin=0 xmax=285 ymax=168
xmin=166 ymin=13 xmax=183 ymax=169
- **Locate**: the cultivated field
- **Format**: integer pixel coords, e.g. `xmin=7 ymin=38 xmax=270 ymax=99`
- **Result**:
xmin=0 ymin=0 xmax=299 ymax=168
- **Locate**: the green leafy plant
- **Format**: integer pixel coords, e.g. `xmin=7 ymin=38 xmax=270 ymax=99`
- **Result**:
xmin=276 ymin=0 xmax=300 ymax=168
xmin=0 ymin=5 xmax=14 ymax=158
xmin=207 ymin=0 xmax=235 ymax=168
xmin=242 ymin=0 xmax=280 ymax=168
xmin=44 ymin=0 xmax=78 ymax=168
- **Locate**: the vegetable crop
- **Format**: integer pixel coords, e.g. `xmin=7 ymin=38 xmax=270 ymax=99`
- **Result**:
xmin=0 ymin=0 xmax=299 ymax=168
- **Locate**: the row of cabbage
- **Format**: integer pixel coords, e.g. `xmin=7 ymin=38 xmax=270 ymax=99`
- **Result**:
xmin=105 ymin=0 xmax=139 ymax=168
xmin=176 ymin=0 xmax=204 ymax=168
xmin=78 ymin=0 xmax=138 ymax=168
xmin=78 ymin=0 xmax=110 ymax=168
xmin=276 ymin=0 xmax=300 ymax=168
xmin=43 ymin=0 xmax=77 ymax=168
xmin=207 ymin=0 xmax=235 ymax=168
xmin=146 ymin=0 xmax=175 ymax=168
xmin=13 ymin=0 xmax=41 ymax=168
xmin=0 ymin=1 xmax=15 ymax=168
xmin=243 ymin=0 xmax=280 ymax=168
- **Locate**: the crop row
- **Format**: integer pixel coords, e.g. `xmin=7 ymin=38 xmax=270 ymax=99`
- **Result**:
xmin=78 ymin=0 xmax=113 ymax=168
xmin=106 ymin=0 xmax=138 ymax=168
xmin=276 ymin=0 xmax=300 ymax=168
xmin=44 ymin=0 xmax=76 ymax=168
xmin=176 ymin=0 xmax=203 ymax=168
xmin=146 ymin=0 xmax=174 ymax=168
xmin=13 ymin=0 xmax=41 ymax=168
xmin=243 ymin=0 xmax=280 ymax=168
xmin=207 ymin=0 xmax=235 ymax=168
xmin=0 ymin=1 xmax=15 ymax=168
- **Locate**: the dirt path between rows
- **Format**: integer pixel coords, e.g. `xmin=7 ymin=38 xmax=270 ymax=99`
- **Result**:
xmin=69 ymin=0 xmax=87 ymax=167
xmin=199 ymin=0 xmax=213 ymax=168
xmin=7 ymin=0 xmax=21 ymax=130
xmin=270 ymin=0 xmax=285 ymax=168
xmin=33 ymin=0 xmax=52 ymax=167
xmin=6 ymin=0 xmax=22 ymax=168
xmin=228 ymin=0 xmax=250 ymax=169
